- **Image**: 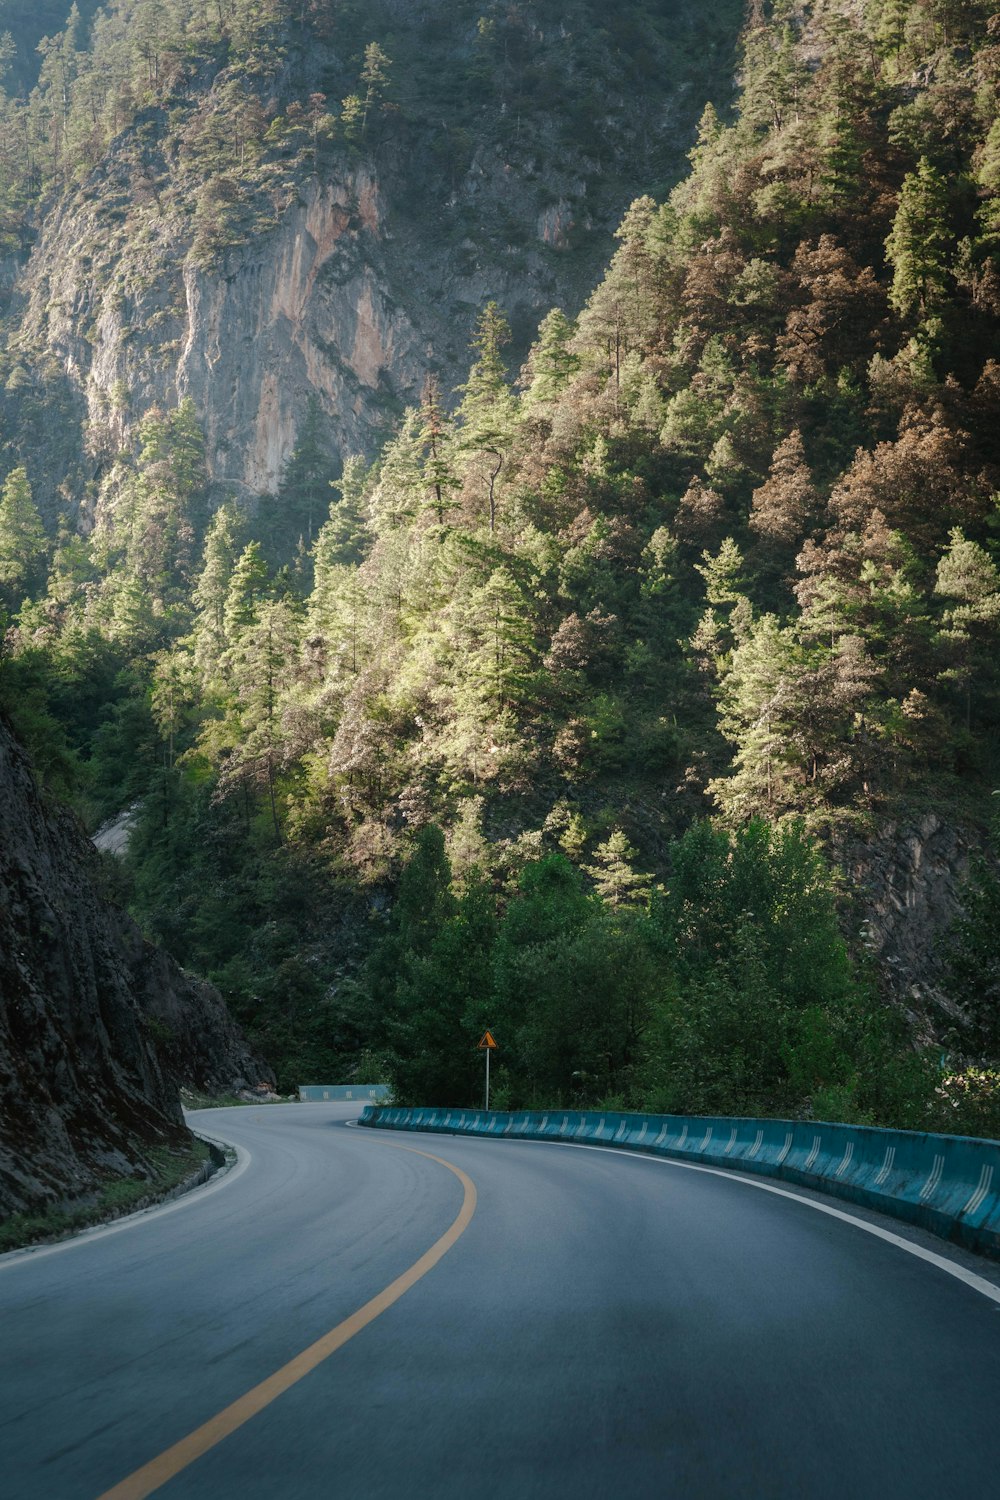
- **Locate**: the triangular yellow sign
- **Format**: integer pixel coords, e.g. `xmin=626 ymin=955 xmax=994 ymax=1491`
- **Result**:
xmin=478 ymin=1030 xmax=498 ymax=1050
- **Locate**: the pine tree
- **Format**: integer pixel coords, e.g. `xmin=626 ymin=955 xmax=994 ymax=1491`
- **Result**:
xmin=521 ymin=308 xmax=579 ymax=408
xmin=463 ymin=566 xmax=536 ymax=713
xmin=360 ymin=41 xmax=391 ymax=132
xmin=368 ymin=410 xmax=423 ymax=536
xmin=934 ymin=528 xmax=1000 ymax=727
xmin=749 ymin=430 xmax=818 ymax=547
xmin=417 ymin=376 xmax=461 ymax=528
xmin=457 ymin=302 xmax=515 ymax=533
xmin=885 ymin=157 xmax=952 ymax=321
xmin=343 ymin=41 xmax=391 ymax=140
xmin=223 ymin=541 xmax=270 ymax=647
xmin=278 ymin=395 xmax=333 ymax=549
xmin=191 ymin=504 xmax=242 ymax=683
xmin=0 ymin=466 xmax=46 ymax=604
xmin=216 ymin=599 xmax=301 ymax=840
xmin=585 ymin=829 xmax=652 ymax=908
xmin=711 ymin=614 xmax=800 ymax=818
xmin=150 ymin=646 xmax=197 ymax=769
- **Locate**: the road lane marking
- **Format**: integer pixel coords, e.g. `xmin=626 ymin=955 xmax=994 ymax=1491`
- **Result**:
xmin=97 ymin=1141 xmax=477 ymax=1500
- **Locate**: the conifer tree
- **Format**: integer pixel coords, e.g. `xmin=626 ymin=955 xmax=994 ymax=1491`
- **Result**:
xmin=417 ymin=376 xmax=460 ymax=528
xmin=457 ymin=302 xmax=515 ymax=533
xmin=521 ymin=308 xmax=579 ymax=408
xmin=934 ymin=528 xmax=1000 ymax=727
xmin=217 ymin=599 xmax=300 ymax=840
xmin=279 ymin=395 xmax=334 ymax=547
xmin=191 ymin=503 xmax=241 ymax=682
xmin=0 ymin=466 xmax=46 ymax=604
xmin=711 ymin=614 xmax=800 ymax=817
xmin=749 ymin=430 xmax=818 ymax=547
xmin=885 ymin=156 xmax=952 ymax=321
xmin=368 ymin=409 xmax=423 ymax=536
xmin=585 ymin=829 xmax=652 ymax=908
xmin=223 ymin=541 xmax=270 ymax=647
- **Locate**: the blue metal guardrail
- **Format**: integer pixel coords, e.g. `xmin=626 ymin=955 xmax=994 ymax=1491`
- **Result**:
xmin=357 ymin=1105 xmax=1000 ymax=1260
xmin=299 ymin=1084 xmax=391 ymax=1103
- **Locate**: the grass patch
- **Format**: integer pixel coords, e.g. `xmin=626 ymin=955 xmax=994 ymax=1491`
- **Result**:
xmin=180 ymin=1088 xmax=262 ymax=1110
xmin=0 ymin=1138 xmax=215 ymax=1255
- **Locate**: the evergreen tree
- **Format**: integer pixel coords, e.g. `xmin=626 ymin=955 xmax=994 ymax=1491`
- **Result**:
xmin=885 ymin=156 xmax=952 ymax=321
xmin=223 ymin=541 xmax=270 ymax=648
xmin=457 ymin=302 xmax=516 ymax=533
xmin=934 ymin=528 xmax=1000 ymax=727
xmin=278 ymin=395 xmax=334 ymax=549
xmin=216 ymin=599 xmax=301 ymax=840
xmin=521 ymin=308 xmax=579 ymax=408
xmin=749 ymin=431 xmax=818 ymax=548
xmin=417 ymin=376 xmax=461 ymax=528
xmin=191 ymin=503 xmax=242 ymax=683
xmin=585 ymin=829 xmax=652 ymax=908
xmin=0 ymin=466 xmax=46 ymax=604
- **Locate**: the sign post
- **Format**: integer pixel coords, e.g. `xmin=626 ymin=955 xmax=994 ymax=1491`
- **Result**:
xmin=477 ymin=1030 xmax=498 ymax=1110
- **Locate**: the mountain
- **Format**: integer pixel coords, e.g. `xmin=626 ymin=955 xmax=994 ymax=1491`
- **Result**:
xmin=0 ymin=0 xmax=741 ymax=507
xmin=1 ymin=0 xmax=999 ymax=1135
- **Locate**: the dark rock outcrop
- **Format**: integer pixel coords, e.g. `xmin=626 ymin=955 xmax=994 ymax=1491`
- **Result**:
xmin=0 ymin=715 xmax=271 ymax=1218
xmin=835 ymin=813 xmax=984 ymax=1028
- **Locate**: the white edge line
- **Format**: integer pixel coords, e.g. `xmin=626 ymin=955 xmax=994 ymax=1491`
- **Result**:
xmin=0 ymin=1132 xmax=252 ymax=1271
xmin=482 ymin=1135 xmax=1000 ymax=1309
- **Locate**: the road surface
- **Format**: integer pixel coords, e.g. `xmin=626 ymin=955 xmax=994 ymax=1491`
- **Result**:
xmin=1 ymin=1102 xmax=999 ymax=1498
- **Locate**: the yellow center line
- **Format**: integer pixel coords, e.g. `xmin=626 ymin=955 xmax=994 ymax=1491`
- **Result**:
xmin=97 ymin=1139 xmax=477 ymax=1500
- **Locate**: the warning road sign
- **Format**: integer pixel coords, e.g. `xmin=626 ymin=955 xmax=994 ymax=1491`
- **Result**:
xmin=478 ymin=1030 xmax=498 ymax=1050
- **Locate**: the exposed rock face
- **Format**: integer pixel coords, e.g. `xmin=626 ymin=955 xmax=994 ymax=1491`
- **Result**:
xmin=13 ymin=147 xmax=635 ymax=505
xmin=6 ymin=4 xmax=740 ymax=514
xmin=835 ymin=814 xmax=983 ymax=1024
xmin=175 ymin=172 xmax=426 ymax=495
xmin=0 ymin=715 xmax=271 ymax=1217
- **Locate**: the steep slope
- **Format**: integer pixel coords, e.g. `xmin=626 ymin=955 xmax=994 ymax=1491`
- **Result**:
xmin=0 ymin=0 xmax=742 ymax=510
xmin=0 ymin=713 xmax=270 ymax=1217
xmin=3 ymin=0 xmax=999 ymax=1128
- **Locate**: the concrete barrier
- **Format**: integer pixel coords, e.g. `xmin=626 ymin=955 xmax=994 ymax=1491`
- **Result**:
xmin=357 ymin=1105 xmax=1000 ymax=1261
xmin=299 ymin=1084 xmax=390 ymax=1103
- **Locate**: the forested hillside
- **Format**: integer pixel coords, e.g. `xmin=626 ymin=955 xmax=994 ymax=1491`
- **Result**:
xmin=2 ymin=0 xmax=1000 ymax=1134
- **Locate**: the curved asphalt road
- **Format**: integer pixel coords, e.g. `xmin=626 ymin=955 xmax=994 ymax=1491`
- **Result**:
xmin=1 ymin=1102 xmax=999 ymax=1499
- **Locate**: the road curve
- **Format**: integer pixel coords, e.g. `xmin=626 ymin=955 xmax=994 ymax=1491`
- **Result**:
xmin=1 ymin=1102 xmax=999 ymax=1499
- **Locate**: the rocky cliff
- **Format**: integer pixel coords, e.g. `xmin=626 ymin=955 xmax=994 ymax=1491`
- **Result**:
xmin=0 ymin=714 xmax=271 ymax=1217
xmin=835 ymin=814 xmax=984 ymax=1030
xmin=2 ymin=0 xmax=742 ymax=515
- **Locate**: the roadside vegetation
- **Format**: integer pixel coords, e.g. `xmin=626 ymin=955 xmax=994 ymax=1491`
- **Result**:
xmin=0 ymin=1138 xmax=215 ymax=1254
xmin=1 ymin=0 xmax=999 ymax=1135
